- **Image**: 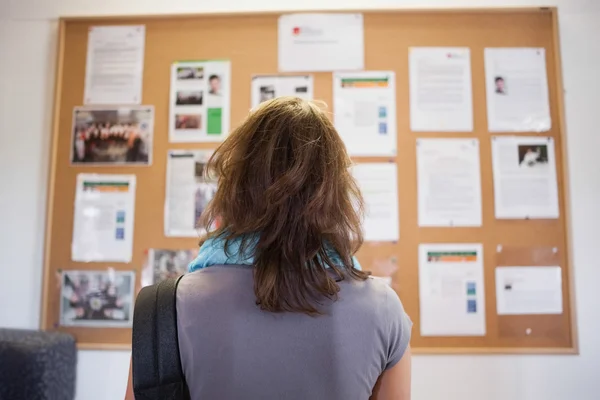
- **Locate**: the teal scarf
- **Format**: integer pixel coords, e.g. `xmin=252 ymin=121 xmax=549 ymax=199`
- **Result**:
xmin=188 ymin=234 xmax=361 ymax=272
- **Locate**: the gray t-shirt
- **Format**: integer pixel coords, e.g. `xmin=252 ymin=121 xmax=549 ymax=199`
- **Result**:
xmin=177 ymin=265 xmax=412 ymax=400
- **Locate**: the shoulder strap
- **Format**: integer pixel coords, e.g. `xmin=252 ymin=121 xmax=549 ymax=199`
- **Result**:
xmin=132 ymin=276 xmax=189 ymax=400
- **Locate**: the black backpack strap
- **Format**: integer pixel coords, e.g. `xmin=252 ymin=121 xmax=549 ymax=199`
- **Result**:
xmin=132 ymin=276 xmax=189 ymax=400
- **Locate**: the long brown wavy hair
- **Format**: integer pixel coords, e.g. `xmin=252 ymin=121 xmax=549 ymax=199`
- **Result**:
xmin=200 ymin=97 xmax=368 ymax=315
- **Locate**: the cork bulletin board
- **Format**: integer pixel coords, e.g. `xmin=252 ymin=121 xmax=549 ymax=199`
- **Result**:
xmin=42 ymin=7 xmax=577 ymax=352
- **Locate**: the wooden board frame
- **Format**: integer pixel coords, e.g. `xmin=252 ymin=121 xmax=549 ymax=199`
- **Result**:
xmin=41 ymin=7 xmax=578 ymax=354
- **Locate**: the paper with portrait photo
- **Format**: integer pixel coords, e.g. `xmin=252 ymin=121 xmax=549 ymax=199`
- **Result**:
xmin=165 ymin=150 xmax=217 ymax=237
xmin=251 ymin=75 xmax=313 ymax=108
xmin=333 ymin=71 xmax=397 ymax=156
xmin=485 ymin=48 xmax=551 ymax=132
xmin=278 ymin=13 xmax=364 ymax=72
xmin=419 ymin=243 xmax=486 ymax=336
xmin=169 ymin=60 xmax=231 ymax=142
xmin=71 ymin=174 xmax=136 ymax=262
xmin=495 ymin=266 xmax=563 ymax=315
xmin=84 ymin=25 xmax=145 ymax=105
xmin=60 ymin=269 xmax=135 ymax=328
xmin=352 ymin=163 xmax=399 ymax=241
xmin=417 ymin=138 xmax=482 ymax=227
xmin=409 ymin=47 xmax=473 ymax=132
xmin=491 ymin=136 xmax=559 ymax=219
xmin=71 ymin=106 xmax=154 ymax=165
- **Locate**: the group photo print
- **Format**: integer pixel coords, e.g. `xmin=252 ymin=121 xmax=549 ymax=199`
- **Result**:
xmin=71 ymin=106 xmax=154 ymax=165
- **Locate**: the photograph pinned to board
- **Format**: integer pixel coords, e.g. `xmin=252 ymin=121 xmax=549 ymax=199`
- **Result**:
xmin=409 ymin=47 xmax=473 ymax=132
xmin=59 ymin=269 xmax=135 ymax=327
xmin=169 ymin=60 xmax=231 ymax=143
xmin=142 ymin=249 xmax=198 ymax=287
xmin=416 ymin=138 xmax=482 ymax=227
xmin=495 ymin=266 xmax=563 ymax=315
xmin=419 ymin=243 xmax=486 ymax=336
xmin=71 ymin=106 xmax=154 ymax=165
xmin=278 ymin=13 xmax=364 ymax=72
xmin=251 ymin=75 xmax=313 ymax=108
xmin=491 ymin=136 xmax=559 ymax=219
xmin=484 ymin=48 xmax=551 ymax=132
xmin=165 ymin=150 xmax=218 ymax=237
xmin=71 ymin=174 xmax=136 ymax=263
xmin=351 ymin=163 xmax=399 ymax=242
xmin=333 ymin=71 xmax=397 ymax=156
xmin=369 ymin=256 xmax=399 ymax=287
xmin=84 ymin=25 xmax=145 ymax=105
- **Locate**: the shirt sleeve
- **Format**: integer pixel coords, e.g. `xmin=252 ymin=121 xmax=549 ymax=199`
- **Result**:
xmin=384 ymin=288 xmax=412 ymax=370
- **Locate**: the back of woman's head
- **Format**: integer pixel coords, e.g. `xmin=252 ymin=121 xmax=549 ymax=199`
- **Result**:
xmin=201 ymin=96 xmax=367 ymax=314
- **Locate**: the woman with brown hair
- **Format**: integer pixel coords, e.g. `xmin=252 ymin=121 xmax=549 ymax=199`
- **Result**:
xmin=127 ymin=97 xmax=412 ymax=400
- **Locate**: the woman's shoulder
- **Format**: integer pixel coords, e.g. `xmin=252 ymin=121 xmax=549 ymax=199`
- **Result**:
xmin=353 ymin=277 xmax=413 ymax=347
xmin=177 ymin=266 xmax=254 ymax=301
xmin=346 ymin=275 xmax=397 ymax=296
xmin=179 ymin=266 xmax=253 ymax=287
xmin=340 ymin=276 xmax=408 ymax=317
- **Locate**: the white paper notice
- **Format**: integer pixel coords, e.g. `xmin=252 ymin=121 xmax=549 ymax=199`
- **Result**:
xmin=278 ymin=13 xmax=364 ymax=72
xmin=333 ymin=71 xmax=397 ymax=156
xmin=419 ymin=244 xmax=486 ymax=336
xmin=417 ymin=139 xmax=482 ymax=227
xmin=485 ymin=48 xmax=551 ymax=132
xmin=352 ymin=163 xmax=399 ymax=242
xmin=496 ymin=266 xmax=563 ymax=315
xmin=72 ymin=174 xmax=136 ymax=262
xmin=165 ymin=150 xmax=217 ymax=237
xmin=491 ymin=136 xmax=559 ymax=219
xmin=409 ymin=47 xmax=473 ymax=132
xmin=84 ymin=25 xmax=145 ymax=105
xmin=251 ymin=75 xmax=313 ymax=108
xmin=169 ymin=60 xmax=231 ymax=143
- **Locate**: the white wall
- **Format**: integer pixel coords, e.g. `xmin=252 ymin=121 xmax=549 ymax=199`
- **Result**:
xmin=1 ymin=1 xmax=599 ymax=399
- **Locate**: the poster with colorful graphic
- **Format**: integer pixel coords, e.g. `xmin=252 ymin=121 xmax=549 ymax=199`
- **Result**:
xmin=333 ymin=71 xmax=397 ymax=156
xmin=419 ymin=244 xmax=486 ymax=336
xmin=71 ymin=174 xmax=136 ymax=262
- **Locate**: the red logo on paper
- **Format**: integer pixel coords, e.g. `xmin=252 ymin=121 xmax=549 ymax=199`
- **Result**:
xmin=293 ymin=27 xmax=301 ymax=35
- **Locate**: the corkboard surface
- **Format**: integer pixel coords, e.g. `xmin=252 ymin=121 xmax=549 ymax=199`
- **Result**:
xmin=42 ymin=8 xmax=575 ymax=352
